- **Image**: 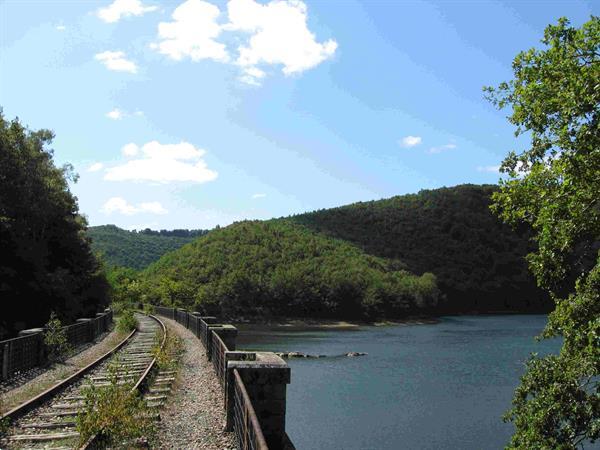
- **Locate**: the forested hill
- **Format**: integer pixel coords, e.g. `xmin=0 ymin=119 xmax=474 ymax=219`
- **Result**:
xmin=137 ymin=184 xmax=550 ymax=319
xmin=141 ymin=221 xmax=439 ymax=319
xmin=289 ymin=184 xmax=549 ymax=312
xmin=88 ymin=225 xmax=209 ymax=270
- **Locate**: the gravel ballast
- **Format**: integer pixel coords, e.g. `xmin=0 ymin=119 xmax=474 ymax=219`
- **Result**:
xmin=153 ymin=317 xmax=236 ymax=449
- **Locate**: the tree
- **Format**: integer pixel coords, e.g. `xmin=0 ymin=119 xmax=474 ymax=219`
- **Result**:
xmin=0 ymin=112 xmax=109 ymax=337
xmin=485 ymin=17 xmax=599 ymax=448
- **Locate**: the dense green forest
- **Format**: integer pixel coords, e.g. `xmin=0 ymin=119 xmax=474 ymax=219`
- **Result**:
xmin=290 ymin=184 xmax=549 ymax=312
xmin=0 ymin=114 xmax=109 ymax=339
xmin=133 ymin=184 xmax=549 ymax=319
xmin=88 ymin=225 xmax=208 ymax=270
xmin=140 ymin=221 xmax=440 ymax=319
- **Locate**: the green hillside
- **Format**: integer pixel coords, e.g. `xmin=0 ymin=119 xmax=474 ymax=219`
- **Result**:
xmin=88 ymin=225 xmax=208 ymax=270
xmin=290 ymin=184 xmax=548 ymax=312
xmin=128 ymin=184 xmax=550 ymax=319
xmin=141 ymin=220 xmax=439 ymax=319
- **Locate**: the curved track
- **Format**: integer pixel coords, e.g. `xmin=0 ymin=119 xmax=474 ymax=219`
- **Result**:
xmin=0 ymin=313 xmax=169 ymax=450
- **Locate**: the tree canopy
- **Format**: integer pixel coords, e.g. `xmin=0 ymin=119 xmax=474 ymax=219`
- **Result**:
xmin=0 ymin=113 xmax=109 ymax=338
xmin=291 ymin=184 xmax=548 ymax=313
xmin=485 ymin=17 xmax=599 ymax=448
xmin=141 ymin=220 xmax=440 ymax=319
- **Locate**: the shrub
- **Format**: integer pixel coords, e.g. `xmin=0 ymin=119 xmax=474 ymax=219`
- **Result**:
xmin=43 ymin=312 xmax=72 ymax=363
xmin=116 ymin=309 xmax=137 ymax=333
xmin=110 ymin=301 xmax=134 ymax=316
xmin=77 ymin=360 xmax=153 ymax=446
xmin=152 ymin=330 xmax=183 ymax=371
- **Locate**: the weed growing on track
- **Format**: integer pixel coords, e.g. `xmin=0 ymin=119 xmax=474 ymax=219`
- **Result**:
xmin=116 ymin=309 xmax=137 ymax=333
xmin=152 ymin=330 xmax=183 ymax=371
xmin=43 ymin=312 xmax=72 ymax=363
xmin=77 ymin=359 xmax=153 ymax=447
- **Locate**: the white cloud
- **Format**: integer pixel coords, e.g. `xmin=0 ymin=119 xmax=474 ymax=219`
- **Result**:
xmin=151 ymin=0 xmax=229 ymax=62
xmin=56 ymin=25 xmax=66 ymax=31
xmin=251 ymin=193 xmax=266 ymax=199
xmin=101 ymin=197 xmax=168 ymax=215
xmin=400 ymin=135 xmax=422 ymax=148
xmin=477 ymin=165 xmax=501 ymax=173
xmin=121 ymin=143 xmax=140 ymax=157
xmin=151 ymin=0 xmax=337 ymax=85
xmin=105 ymin=141 xmax=218 ymax=184
xmin=106 ymin=109 xmax=144 ymax=119
xmin=427 ymin=143 xmax=457 ymax=154
xmin=97 ymin=0 xmax=158 ymax=23
xmin=227 ymin=0 xmax=337 ymax=84
xmin=126 ymin=222 xmax=159 ymax=231
xmin=87 ymin=162 xmax=104 ymax=172
xmin=106 ymin=109 xmax=124 ymax=120
xmin=138 ymin=201 xmax=168 ymax=214
xmin=95 ymin=51 xmax=138 ymax=73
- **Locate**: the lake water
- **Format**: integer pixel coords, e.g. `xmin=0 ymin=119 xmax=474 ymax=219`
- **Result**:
xmin=237 ymin=315 xmax=560 ymax=450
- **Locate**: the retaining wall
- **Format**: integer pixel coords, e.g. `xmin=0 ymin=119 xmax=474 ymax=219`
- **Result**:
xmin=154 ymin=305 xmax=295 ymax=450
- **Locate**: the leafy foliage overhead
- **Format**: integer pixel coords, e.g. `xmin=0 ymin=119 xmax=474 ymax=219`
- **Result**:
xmin=0 ymin=112 xmax=109 ymax=338
xmin=485 ymin=17 xmax=599 ymax=448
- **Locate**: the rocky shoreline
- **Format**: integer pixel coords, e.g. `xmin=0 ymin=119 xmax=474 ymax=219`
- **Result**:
xmin=275 ymin=351 xmax=368 ymax=359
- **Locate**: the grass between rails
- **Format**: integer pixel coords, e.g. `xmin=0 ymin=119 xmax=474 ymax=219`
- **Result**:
xmin=76 ymin=321 xmax=184 ymax=448
xmin=77 ymin=359 xmax=154 ymax=448
xmin=152 ymin=328 xmax=184 ymax=371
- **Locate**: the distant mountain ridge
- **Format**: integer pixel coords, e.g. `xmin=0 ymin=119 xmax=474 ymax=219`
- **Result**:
xmin=87 ymin=225 xmax=209 ymax=270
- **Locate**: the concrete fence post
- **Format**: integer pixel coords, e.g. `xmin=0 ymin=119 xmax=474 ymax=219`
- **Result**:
xmin=206 ymin=324 xmax=224 ymax=361
xmin=2 ymin=342 xmax=9 ymax=380
xmin=96 ymin=313 xmax=105 ymax=333
xmin=227 ymin=353 xmax=291 ymax=449
xmin=200 ymin=317 xmax=217 ymax=349
xmin=213 ymin=325 xmax=238 ymax=351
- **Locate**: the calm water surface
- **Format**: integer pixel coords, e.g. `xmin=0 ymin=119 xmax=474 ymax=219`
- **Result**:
xmin=238 ymin=315 xmax=560 ymax=450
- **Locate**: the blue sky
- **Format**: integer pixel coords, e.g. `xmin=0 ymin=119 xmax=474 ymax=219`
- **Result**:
xmin=0 ymin=0 xmax=596 ymax=230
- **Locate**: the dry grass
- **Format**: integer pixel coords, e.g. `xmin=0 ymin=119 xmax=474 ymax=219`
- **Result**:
xmin=2 ymin=328 xmax=128 ymax=411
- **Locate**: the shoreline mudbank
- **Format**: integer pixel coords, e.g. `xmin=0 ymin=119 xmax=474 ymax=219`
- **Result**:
xmin=232 ymin=316 xmax=439 ymax=331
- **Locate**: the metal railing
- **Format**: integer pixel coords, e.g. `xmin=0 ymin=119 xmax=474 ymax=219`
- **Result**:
xmin=0 ymin=310 xmax=112 ymax=382
xmin=233 ymin=369 xmax=269 ymax=450
xmin=189 ymin=314 xmax=200 ymax=339
xmin=212 ymin=332 xmax=228 ymax=386
xmin=200 ymin=318 xmax=209 ymax=347
xmin=152 ymin=305 xmax=286 ymax=450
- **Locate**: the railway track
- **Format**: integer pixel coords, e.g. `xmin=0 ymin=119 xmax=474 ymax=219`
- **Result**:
xmin=0 ymin=313 xmax=172 ymax=450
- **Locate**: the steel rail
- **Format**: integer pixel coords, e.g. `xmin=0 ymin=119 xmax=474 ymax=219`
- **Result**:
xmin=79 ymin=313 xmax=167 ymax=450
xmin=1 ymin=327 xmax=137 ymax=423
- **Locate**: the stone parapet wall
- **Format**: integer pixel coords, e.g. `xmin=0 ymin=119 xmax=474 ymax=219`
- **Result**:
xmin=153 ymin=305 xmax=295 ymax=450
